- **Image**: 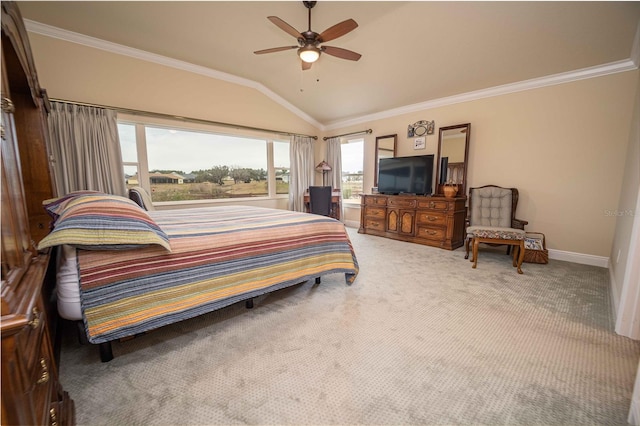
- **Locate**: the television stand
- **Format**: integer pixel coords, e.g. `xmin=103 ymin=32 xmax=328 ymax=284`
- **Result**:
xmin=359 ymin=194 xmax=467 ymax=250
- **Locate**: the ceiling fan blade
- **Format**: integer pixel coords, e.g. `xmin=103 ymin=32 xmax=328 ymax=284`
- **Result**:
xmin=321 ymin=46 xmax=362 ymax=61
xmin=254 ymin=46 xmax=299 ymax=55
xmin=301 ymin=61 xmax=312 ymax=71
xmin=267 ymin=16 xmax=303 ymax=39
xmin=318 ymin=19 xmax=358 ymax=43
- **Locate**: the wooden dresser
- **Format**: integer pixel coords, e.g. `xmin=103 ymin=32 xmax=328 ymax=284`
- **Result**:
xmin=359 ymin=194 xmax=467 ymax=250
xmin=1 ymin=2 xmax=75 ymax=424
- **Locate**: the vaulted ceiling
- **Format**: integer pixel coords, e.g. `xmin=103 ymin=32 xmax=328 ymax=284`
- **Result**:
xmin=18 ymin=1 xmax=640 ymax=128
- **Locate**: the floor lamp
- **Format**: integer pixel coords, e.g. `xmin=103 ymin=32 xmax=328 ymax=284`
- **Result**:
xmin=315 ymin=160 xmax=332 ymax=186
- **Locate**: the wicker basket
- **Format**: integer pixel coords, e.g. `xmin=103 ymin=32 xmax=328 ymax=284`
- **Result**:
xmin=523 ymin=232 xmax=548 ymax=264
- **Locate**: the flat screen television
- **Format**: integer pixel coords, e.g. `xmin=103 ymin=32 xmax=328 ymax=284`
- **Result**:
xmin=378 ymin=155 xmax=434 ymax=196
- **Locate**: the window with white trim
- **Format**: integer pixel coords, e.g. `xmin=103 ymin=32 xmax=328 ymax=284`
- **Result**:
xmin=117 ymin=121 xmax=289 ymax=202
xmin=340 ymin=138 xmax=364 ymax=203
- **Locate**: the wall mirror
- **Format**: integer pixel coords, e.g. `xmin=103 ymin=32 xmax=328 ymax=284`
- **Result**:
xmin=435 ymin=123 xmax=470 ymax=196
xmin=374 ymin=134 xmax=397 ymax=186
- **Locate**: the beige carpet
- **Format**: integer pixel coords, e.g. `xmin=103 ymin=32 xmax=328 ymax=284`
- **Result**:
xmin=59 ymin=227 xmax=640 ymax=425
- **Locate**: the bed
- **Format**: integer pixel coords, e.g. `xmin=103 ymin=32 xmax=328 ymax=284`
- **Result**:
xmin=38 ymin=192 xmax=359 ymax=362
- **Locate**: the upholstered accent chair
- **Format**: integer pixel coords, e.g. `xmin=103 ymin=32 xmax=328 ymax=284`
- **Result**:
xmin=128 ymin=186 xmax=155 ymax=211
xmin=465 ymin=185 xmax=528 ymax=274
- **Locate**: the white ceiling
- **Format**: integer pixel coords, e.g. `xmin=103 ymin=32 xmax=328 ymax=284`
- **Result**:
xmin=18 ymin=1 xmax=640 ymax=128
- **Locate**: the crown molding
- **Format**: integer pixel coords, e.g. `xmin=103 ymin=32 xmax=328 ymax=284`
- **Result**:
xmin=26 ymin=19 xmax=639 ymax=133
xmin=24 ymin=19 xmax=324 ymax=130
xmin=323 ymin=58 xmax=638 ymax=130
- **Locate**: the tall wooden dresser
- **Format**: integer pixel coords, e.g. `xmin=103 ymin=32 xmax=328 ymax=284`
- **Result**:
xmin=359 ymin=194 xmax=467 ymax=250
xmin=1 ymin=2 xmax=75 ymax=425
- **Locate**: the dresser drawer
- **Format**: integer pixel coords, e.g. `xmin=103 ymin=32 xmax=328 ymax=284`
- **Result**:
xmin=15 ymin=303 xmax=46 ymax=365
xmin=364 ymin=218 xmax=385 ymax=231
xmin=365 ymin=207 xmax=385 ymax=219
xmin=416 ymin=211 xmax=446 ymax=226
xmin=28 ymin=341 xmax=54 ymax=426
xmin=416 ymin=226 xmax=446 ymax=241
xmin=388 ymin=198 xmax=417 ymax=208
xmin=417 ymin=199 xmax=450 ymax=211
xmin=365 ymin=196 xmax=387 ymax=206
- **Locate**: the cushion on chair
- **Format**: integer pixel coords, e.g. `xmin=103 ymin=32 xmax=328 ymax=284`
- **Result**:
xmin=467 ymin=226 xmax=525 ymax=240
xmin=470 ymin=186 xmax=512 ymax=228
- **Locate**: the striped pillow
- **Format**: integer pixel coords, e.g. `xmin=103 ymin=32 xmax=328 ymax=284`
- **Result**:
xmin=37 ymin=194 xmax=171 ymax=252
xmin=43 ymin=190 xmax=102 ymax=223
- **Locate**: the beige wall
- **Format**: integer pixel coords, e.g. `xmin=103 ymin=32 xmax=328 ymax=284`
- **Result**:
xmin=29 ymin=32 xmax=639 ymax=258
xmin=324 ymin=71 xmax=639 ymax=257
xmin=28 ymin=34 xmax=319 ymax=139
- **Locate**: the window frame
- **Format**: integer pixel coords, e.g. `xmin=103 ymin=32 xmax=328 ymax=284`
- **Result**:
xmin=340 ymin=137 xmax=364 ymax=205
xmin=117 ymin=115 xmax=290 ymax=206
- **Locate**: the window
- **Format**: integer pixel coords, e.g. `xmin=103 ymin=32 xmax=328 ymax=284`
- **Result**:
xmin=118 ymin=123 xmax=140 ymax=188
xmin=273 ymin=140 xmax=290 ymax=195
xmin=341 ymin=138 xmax=364 ymax=203
xmin=118 ymin=121 xmax=289 ymax=202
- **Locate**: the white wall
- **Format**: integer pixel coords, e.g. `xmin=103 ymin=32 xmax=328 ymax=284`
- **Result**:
xmin=610 ymin=71 xmax=640 ymax=339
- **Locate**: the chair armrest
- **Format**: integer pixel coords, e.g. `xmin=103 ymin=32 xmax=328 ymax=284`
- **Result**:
xmin=512 ymin=218 xmax=528 ymax=230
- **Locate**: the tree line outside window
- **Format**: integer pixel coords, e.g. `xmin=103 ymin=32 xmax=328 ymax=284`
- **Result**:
xmin=118 ymin=122 xmax=290 ymax=202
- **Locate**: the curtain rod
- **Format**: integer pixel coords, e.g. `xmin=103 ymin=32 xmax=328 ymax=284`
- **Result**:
xmin=323 ymin=129 xmax=372 ymax=141
xmin=49 ymin=98 xmax=318 ymax=140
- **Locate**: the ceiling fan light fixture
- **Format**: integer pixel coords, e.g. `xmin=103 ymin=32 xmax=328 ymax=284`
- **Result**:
xmin=299 ymin=45 xmax=320 ymax=63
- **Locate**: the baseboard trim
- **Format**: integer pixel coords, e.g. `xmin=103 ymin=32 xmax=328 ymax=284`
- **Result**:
xmin=344 ymin=220 xmax=360 ymax=229
xmin=544 ymin=249 xmax=609 ymax=268
xmin=347 ymin=233 xmax=610 ymax=267
xmin=609 ymin=265 xmax=621 ymax=320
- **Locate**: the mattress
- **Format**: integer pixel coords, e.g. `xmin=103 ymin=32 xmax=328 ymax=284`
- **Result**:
xmin=56 ymin=244 xmax=82 ymax=321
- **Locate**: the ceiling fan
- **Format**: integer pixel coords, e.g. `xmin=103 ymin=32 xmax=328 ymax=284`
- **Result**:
xmin=254 ymin=1 xmax=361 ymax=70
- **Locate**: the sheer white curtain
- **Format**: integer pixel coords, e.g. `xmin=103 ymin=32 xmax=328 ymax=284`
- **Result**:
xmin=47 ymin=102 xmax=126 ymax=196
xmin=288 ymin=135 xmax=315 ymax=212
xmin=326 ymin=137 xmax=344 ymax=220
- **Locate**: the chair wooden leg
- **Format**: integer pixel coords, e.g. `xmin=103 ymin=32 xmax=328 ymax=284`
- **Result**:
xmin=516 ymin=241 xmax=525 ymax=274
xmin=472 ymin=239 xmax=479 ymax=269
xmin=465 ymin=237 xmax=472 ymax=260
xmin=512 ymin=244 xmax=518 ymax=267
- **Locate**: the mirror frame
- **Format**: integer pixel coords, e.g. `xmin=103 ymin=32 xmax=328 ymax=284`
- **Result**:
xmin=374 ymin=134 xmax=397 ymax=187
xmin=435 ymin=123 xmax=471 ymax=197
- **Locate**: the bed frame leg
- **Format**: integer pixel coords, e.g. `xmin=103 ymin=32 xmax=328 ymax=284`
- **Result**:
xmin=76 ymin=321 xmax=89 ymax=345
xmin=99 ymin=342 xmax=114 ymax=363
xmin=245 ymin=298 xmax=254 ymax=309
xmin=315 ymin=277 xmax=321 ymax=284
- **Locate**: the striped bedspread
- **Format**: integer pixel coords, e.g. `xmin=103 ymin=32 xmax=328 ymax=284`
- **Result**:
xmin=77 ymin=206 xmax=359 ymax=344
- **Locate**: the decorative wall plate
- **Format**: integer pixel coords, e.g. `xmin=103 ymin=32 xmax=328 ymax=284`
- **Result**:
xmin=414 ymin=125 xmax=427 ymax=136
xmin=408 ymin=120 xmax=434 ymax=137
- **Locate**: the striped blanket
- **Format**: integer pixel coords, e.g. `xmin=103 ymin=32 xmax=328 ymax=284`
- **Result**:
xmin=77 ymin=206 xmax=359 ymax=344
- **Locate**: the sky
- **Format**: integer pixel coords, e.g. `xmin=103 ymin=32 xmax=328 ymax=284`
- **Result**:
xmin=119 ymin=123 xmax=364 ymax=175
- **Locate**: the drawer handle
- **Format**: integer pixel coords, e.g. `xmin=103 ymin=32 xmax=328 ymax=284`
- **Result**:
xmin=429 ymin=202 xmax=435 ymax=208
xmin=50 ymin=407 xmax=58 ymax=426
xmin=428 ymin=230 xmax=437 ymax=235
xmin=37 ymin=358 xmax=49 ymax=385
xmin=427 ymin=216 xmax=438 ymax=221
xmin=28 ymin=307 xmax=40 ymax=329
